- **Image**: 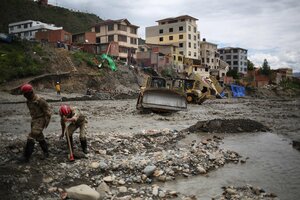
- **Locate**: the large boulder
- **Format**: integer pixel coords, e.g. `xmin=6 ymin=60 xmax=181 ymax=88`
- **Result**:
xmin=66 ymin=184 xmax=100 ymax=200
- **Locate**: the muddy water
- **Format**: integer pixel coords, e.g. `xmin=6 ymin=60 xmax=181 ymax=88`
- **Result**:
xmin=162 ymin=132 xmax=300 ymax=200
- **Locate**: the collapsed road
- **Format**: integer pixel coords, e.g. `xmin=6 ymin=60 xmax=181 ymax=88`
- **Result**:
xmin=0 ymin=92 xmax=299 ymax=199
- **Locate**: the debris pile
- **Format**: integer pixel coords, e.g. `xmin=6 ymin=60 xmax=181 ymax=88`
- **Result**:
xmin=217 ymin=185 xmax=278 ymax=200
xmin=186 ymin=119 xmax=270 ymax=133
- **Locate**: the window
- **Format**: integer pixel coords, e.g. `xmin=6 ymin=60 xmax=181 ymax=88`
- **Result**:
xmin=9 ymin=26 xmax=14 ymax=31
xmin=130 ymin=38 xmax=137 ymax=44
xmin=211 ymin=58 xmax=214 ymax=63
xmin=159 ymin=29 xmax=163 ymax=34
xmin=220 ymin=56 xmax=223 ymax=60
xmin=207 ymin=58 xmax=210 ymax=63
xmin=194 ymin=27 xmax=196 ymax=33
xmin=179 ymin=43 xmax=183 ymax=48
xmin=226 ymin=55 xmax=231 ymax=59
xmin=202 ymin=58 xmax=205 ymax=63
xmin=227 ymin=61 xmax=231 ymax=65
xmin=118 ymin=35 xmax=127 ymax=42
xmin=188 ymin=34 xmax=191 ymax=39
xmin=108 ymin=24 xmax=114 ymax=31
xmin=179 ymin=34 xmax=183 ymax=39
xmin=179 ymin=51 xmax=183 ymax=55
xmin=194 ymin=52 xmax=197 ymax=57
xmin=169 ymin=28 xmax=173 ymax=32
xmin=233 ymin=61 xmax=238 ymax=65
xmin=119 ymin=47 xmax=128 ymax=53
xmin=188 ymin=42 xmax=191 ymax=48
xmin=108 ymin=35 xmax=114 ymax=42
xmin=194 ymin=67 xmax=197 ymax=71
xmin=159 ymin=37 xmax=163 ymax=42
xmin=194 ymin=43 xmax=196 ymax=49
xmin=24 ymin=24 xmax=28 ymax=28
xmin=169 ymin=36 xmax=173 ymax=40
xmin=173 ymin=55 xmax=176 ymax=60
xmin=233 ymin=55 xmax=238 ymax=59
xmin=194 ymin=35 xmax=196 ymax=41
xmin=188 ymin=26 xmax=191 ymax=31
xmin=233 ymin=49 xmax=238 ymax=53
xmin=96 ymin=37 xmax=100 ymax=43
xmin=95 ymin=26 xmax=100 ymax=33
xmin=130 ymin=27 xmax=137 ymax=34
xmin=179 ymin=26 xmax=183 ymax=31
xmin=188 ymin=51 xmax=191 ymax=56
xmin=118 ymin=24 xmax=127 ymax=31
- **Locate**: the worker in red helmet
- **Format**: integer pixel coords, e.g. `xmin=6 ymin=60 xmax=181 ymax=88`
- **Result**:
xmin=18 ymin=83 xmax=52 ymax=163
xmin=59 ymin=105 xmax=88 ymax=154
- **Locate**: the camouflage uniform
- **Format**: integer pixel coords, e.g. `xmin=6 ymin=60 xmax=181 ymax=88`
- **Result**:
xmin=27 ymin=95 xmax=52 ymax=141
xmin=61 ymin=106 xmax=88 ymax=153
xmin=19 ymin=93 xmax=52 ymax=163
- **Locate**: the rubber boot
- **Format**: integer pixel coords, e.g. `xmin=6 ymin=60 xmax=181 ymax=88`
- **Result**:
xmin=80 ymin=139 xmax=88 ymax=154
xmin=39 ymin=140 xmax=49 ymax=159
xmin=18 ymin=139 xmax=35 ymax=163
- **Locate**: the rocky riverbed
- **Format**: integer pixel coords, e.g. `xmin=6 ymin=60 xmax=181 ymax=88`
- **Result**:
xmin=0 ymin=92 xmax=299 ymax=199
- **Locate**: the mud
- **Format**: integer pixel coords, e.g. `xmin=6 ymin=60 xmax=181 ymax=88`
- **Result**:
xmin=0 ymin=93 xmax=299 ymax=199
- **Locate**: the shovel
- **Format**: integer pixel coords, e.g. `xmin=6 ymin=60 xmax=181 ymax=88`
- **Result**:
xmin=65 ymin=127 xmax=74 ymax=162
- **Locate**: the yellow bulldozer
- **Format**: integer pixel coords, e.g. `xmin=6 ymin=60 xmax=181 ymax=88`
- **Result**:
xmin=136 ymin=76 xmax=187 ymax=112
xmin=173 ymin=74 xmax=223 ymax=104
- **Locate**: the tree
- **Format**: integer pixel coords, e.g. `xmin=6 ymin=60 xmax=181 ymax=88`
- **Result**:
xmin=247 ymin=59 xmax=254 ymax=71
xmin=226 ymin=69 xmax=239 ymax=79
xmin=260 ymin=59 xmax=271 ymax=75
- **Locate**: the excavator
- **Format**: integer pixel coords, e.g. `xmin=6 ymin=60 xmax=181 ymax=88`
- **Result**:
xmin=136 ymin=76 xmax=187 ymax=113
xmin=174 ymin=74 xmax=224 ymax=104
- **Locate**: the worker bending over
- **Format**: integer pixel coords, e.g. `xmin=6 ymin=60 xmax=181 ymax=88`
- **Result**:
xmin=19 ymin=84 xmax=52 ymax=163
xmin=59 ymin=105 xmax=88 ymax=154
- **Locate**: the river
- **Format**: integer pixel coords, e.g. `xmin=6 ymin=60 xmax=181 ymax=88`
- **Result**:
xmin=162 ymin=132 xmax=300 ymax=200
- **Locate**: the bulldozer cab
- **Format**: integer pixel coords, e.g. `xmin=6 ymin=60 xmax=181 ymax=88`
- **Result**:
xmin=150 ymin=77 xmax=166 ymax=88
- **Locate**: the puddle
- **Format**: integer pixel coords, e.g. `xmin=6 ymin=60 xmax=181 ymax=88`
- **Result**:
xmin=162 ymin=132 xmax=300 ymax=200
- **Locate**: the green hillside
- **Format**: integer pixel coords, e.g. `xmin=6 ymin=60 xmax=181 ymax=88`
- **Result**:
xmin=0 ymin=0 xmax=102 ymax=34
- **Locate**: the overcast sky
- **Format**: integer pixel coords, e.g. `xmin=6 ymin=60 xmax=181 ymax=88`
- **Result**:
xmin=49 ymin=0 xmax=300 ymax=72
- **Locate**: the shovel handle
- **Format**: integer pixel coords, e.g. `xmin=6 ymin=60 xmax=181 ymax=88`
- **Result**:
xmin=65 ymin=126 xmax=74 ymax=161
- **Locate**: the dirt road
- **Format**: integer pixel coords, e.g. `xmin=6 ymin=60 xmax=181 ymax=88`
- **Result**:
xmin=0 ymin=95 xmax=299 ymax=199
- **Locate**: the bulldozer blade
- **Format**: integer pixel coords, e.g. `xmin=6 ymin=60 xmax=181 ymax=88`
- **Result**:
xmin=139 ymin=88 xmax=187 ymax=112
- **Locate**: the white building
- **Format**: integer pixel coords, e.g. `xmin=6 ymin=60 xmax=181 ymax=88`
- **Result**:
xmin=8 ymin=20 xmax=62 ymax=40
xmin=218 ymin=47 xmax=248 ymax=74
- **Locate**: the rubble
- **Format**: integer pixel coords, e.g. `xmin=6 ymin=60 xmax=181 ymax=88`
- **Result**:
xmin=186 ymin=118 xmax=270 ymax=133
xmin=216 ymin=185 xmax=278 ymax=200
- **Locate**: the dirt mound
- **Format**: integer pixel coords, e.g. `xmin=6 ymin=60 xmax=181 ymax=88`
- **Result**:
xmin=186 ymin=119 xmax=270 ymax=133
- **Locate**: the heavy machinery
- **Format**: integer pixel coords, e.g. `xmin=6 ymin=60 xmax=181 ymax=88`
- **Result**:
xmin=136 ymin=76 xmax=187 ymax=112
xmin=174 ymin=75 xmax=224 ymax=104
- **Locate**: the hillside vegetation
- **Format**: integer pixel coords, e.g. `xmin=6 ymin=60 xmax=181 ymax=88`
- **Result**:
xmin=0 ymin=40 xmax=48 ymax=83
xmin=0 ymin=0 xmax=102 ymax=34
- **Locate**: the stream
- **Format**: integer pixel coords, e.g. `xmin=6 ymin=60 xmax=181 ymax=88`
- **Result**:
xmin=162 ymin=132 xmax=300 ymax=200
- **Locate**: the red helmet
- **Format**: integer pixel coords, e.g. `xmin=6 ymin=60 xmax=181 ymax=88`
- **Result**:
xmin=59 ymin=105 xmax=71 ymax=116
xmin=21 ymin=84 xmax=33 ymax=93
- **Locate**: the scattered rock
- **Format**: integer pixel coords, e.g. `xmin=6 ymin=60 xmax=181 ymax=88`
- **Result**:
xmin=66 ymin=184 xmax=100 ymax=200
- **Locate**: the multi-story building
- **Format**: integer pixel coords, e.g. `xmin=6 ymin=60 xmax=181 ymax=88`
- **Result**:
xmin=91 ymin=19 xmax=139 ymax=64
xmin=200 ymin=38 xmax=219 ymax=70
xmin=35 ymin=29 xmax=72 ymax=44
xmin=145 ymin=15 xmax=201 ymax=61
xmin=136 ymin=43 xmax=182 ymax=73
xmin=218 ymin=47 xmax=248 ymax=74
xmin=8 ymin=20 xmax=62 ymax=40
